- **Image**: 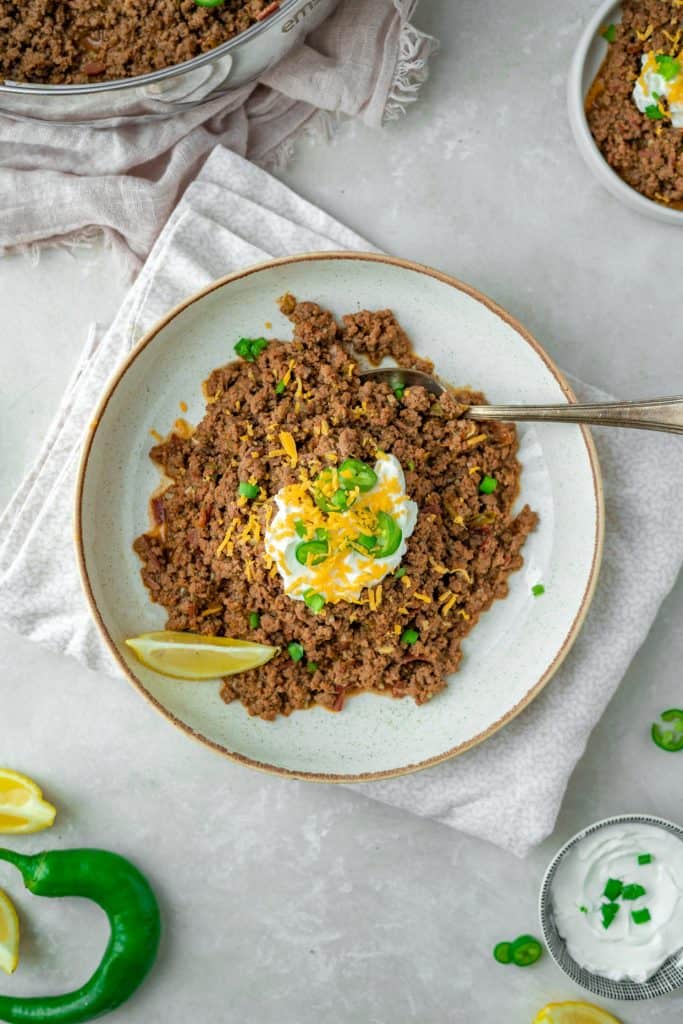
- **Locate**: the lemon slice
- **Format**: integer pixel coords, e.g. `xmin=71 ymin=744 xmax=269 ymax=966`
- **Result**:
xmin=0 ymin=769 xmax=57 ymax=835
xmin=125 ymin=631 xmax=280 ymax=680
xmin=0 ymin=890 xmax=19 ymax=975
xmin=533 ymin=1002 xmax=623 ymax=1024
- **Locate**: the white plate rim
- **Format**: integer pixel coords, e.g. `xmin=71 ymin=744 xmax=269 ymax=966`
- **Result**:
xmin=74 ymin=251 xmax=605 ymax=783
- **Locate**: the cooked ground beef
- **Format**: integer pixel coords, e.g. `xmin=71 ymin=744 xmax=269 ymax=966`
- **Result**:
xmin=133 ymin=297 xmax=537 ymax=721
xmin=0 ymin=0 xmax=278 ymax=85
xmin=586 ymin=0 xmax=683 ymax=206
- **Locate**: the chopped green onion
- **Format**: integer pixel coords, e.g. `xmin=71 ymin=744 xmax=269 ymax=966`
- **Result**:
xmin=493 ymin=941 xmax=512 ymax=965
xmin=314 ymin=528 xmax=328 ymax=542
xmin=195 ymin=0 xmax=225 ymax=6
xmin=401 ymin=627 xmax=419 ymax=646
xmin=531 ymin=584 xmax=545 ymax=597
xmin=601 ymin=23 xmax=616 ymax=43
xmin=393 ymin=385 xmax=405 ymax=401
xmin=621 ymin=884 xmax=646 ymax=901
xmin=655 ymin=54 xmax=680 ymax=82
xmin=331 ymin=489 xmax=349 ymax=509
xmin=632 ymin=908 xmax=651 ymax=925
xmin=238 ymin=481 xmax=259 ymax=500
xmin=287 ymin=641 xmax=304 ymax=662
xmin=479 ymin=475 xmax=498 ymax=494
xmin=407 ymin=459 xmax=415 ymax=471
xmin=601 ymin=902 xmax=620 ymax=930
xmin=248 ymin=612 xmax=260 ymax=630
xmin=234 ymin=337 xmax=268 ymax=362
xmin=303 ymin=590 xmax=326 ymax=613
xmin=295 ymin=540 xmax=328 ymax=567
xmin=603 ymin=878 xmax=623 ymax=902
xmin=645 ymin=104 xmax=665 ymax=120
xmin=306 ymin=662 xmax=318 ymax=673
xmin=275 ymin=380 xmax=286 ymax=395
xmin=579 ymin=905 xmax=588 ymax=914
xmin=651 ymin=708 xmax=683 ymax=752
xmin=638 ymin=853 xmax=653 ymax=865
xmin=294 ymin=520 xmax=307 ymax=538
xmin=394 ymin=567 xmax=407 ymax=579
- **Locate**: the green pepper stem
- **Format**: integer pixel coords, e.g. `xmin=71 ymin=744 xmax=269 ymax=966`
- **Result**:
xmin=0 ymin=849 xmax=34 ymax=875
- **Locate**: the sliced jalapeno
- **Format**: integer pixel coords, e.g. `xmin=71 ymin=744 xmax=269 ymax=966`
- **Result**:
xmin=509 ymin=935 xmax=543 ymax=967
xmin=338 ymin=458 xmax=378 ymax=493
xmin=374 ymin=511 xmax=402 ymax=558
xmin=295 ymin=540 xmax=328 ymax=566
xmin=493 ymin=942 xmax=512 ymax=965
xmin=651 ymin=708 xmax=683 ymax=752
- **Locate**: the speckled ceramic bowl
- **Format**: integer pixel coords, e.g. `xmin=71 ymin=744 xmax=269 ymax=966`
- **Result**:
xmin=540 ymin=814 xmax=683 ymax=1000
xmin=75 ymin=252 xmax=603 ymax=781
xmin=568 ymin=0 xmax=683 ymax=226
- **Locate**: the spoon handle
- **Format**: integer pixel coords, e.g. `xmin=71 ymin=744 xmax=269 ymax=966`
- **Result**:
xmin=466 ymin=396 xmax=683 ymax=434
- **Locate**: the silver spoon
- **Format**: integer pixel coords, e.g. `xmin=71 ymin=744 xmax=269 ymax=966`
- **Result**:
xmin=359 ymin=369 xmax=683 ymax=435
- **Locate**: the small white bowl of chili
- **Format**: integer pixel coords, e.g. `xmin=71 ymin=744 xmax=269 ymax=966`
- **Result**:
xmin=568 ymin=0 xmax=683 ymax=226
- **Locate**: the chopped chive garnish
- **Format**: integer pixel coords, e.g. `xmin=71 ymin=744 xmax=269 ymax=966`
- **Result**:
xmin=234 ymin=337 xmax=268 ymax=362
xmin=393 ymin=385 xmax=405 ymax=401
xmin=303 ymin=590 xmax=326 ymax=613
xmin=248 ymin=612 xmax=260 ymax=630
xmin=275 ymin=380 xmax=286 ymax=395
xmin=601 ymin=902 xmax=620 ymax=929
xmin=287 ymin=641 xmax=304 ymax=662
xmin=579 ymin=905 xmax=588 ymax=914
xmin=479 ymin=475 xmax=498 ymax=494
xmin=645 ymin=104 xmax=665 ymax=120
xmin=394 ymin=567 xmax=407 ymax=579
xmin=306 ymin=662 xmax=318 ymax=673
xmin=531 ymin=583 xmax=545 ymax=597
xmin=632 ymin=908 xmax=651 ymax=925
xmin=603 ymin=878 xmax=623 ymax=902
xmin=407 ymin=459 xmax=415 ymax=471
xmin=294 ymin=520 xmax=307 ymax=538
xmin=401 ymin=627 xmax=419 ymax=645
xmin=638 ymin=853 xmax=653 ymax=865
xmin=621 ymin=884 xmax=646 ymax=901
xmin=601 ymin=23 xmax=617 ymax=43
xmin=238 ymin=481 xmax=259 ymax=500
xmin=655 ymin=54 xmax=680 ymax=82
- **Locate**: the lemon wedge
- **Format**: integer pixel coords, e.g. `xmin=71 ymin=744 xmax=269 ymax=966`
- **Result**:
xmin=533 ymin=1002 xmax=623 ymax=1024
xmin=0 ymin=769 xmax=56 ymax=835
xmin=125 ymin=631 xmax=280 ymax=680
xmin=0 ymin=890 xmax=19 ymax=975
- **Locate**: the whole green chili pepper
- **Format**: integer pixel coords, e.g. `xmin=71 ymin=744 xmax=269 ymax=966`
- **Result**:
xmin=0 ymin=848 xmax=161 ymax=1023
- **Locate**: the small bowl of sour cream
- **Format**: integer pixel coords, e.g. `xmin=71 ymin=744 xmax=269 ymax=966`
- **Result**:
xmin=540 ymin=815 xmax=683 ymax=1000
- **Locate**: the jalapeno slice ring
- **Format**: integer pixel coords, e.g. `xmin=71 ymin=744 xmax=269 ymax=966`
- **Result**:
xmin=374 ymin=511 xmax=403 ymax=558
xmin=338 ymin=458 xmax=378 ymax=493
xmin=509 ymin=934 xmax=543 ymax=967
xmin=651 ymin=708 xmax=683 ymax=752
xmin=295 ymin=540 xmax=329 ymax=566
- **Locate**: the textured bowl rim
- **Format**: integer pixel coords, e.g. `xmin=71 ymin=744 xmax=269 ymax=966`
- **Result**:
xmin=567 ymin=0 xmax=683 ymax=226
xmin=0 ymin=0 xmax=301 ymax=97
xmin=74 ymin=250 xmax=605 ymax=783
xmin=539 ymin=813 xmax=683 ymax=1000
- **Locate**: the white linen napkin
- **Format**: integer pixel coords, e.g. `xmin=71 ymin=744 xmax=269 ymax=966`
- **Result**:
xmin=0 ymin=0 xmax=436 ymax=276
xmin=2 ymin=146 xmax=682 ymax=856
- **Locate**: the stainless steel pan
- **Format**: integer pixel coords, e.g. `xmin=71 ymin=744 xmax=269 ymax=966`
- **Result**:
xmin=0 ymin=0 xmax=341 ymax=125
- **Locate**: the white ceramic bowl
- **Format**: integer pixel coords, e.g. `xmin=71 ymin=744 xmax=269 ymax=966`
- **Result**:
xmin=75 ymin=252 xmax=603 ymax=782
xmin=540 ymin=814 xmax=683 ymax=1000
xmin=568 ymin=0 xmax=683 ymax=226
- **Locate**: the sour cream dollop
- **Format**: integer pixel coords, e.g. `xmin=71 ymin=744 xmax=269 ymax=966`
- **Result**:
xmin=633 ymin=51 xmax=683 ymax=128
xmin=552 ymin=823 xmax=683 ymax=983
xmin=264 ymin=453 xmax=418 ymax=604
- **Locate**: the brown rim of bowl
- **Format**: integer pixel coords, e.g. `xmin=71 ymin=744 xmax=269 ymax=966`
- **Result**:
xmin=74 ymin=251 xmax=605 ymax=784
